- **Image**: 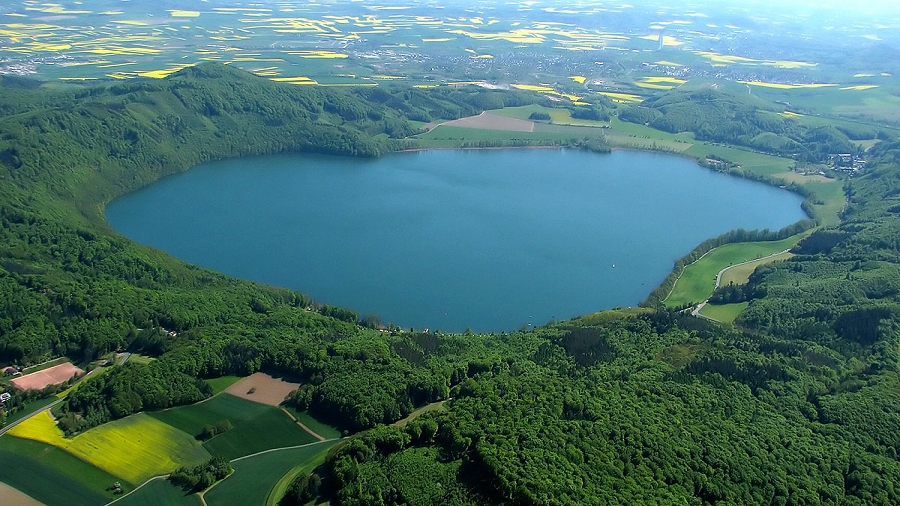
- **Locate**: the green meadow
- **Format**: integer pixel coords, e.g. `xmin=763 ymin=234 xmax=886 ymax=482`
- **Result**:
xmin=205 ymin=441 xmax=339 ymax=506
xmin=114 ymin=478 xmax=202 ymax=506
xmin=664 ymin=234 xmax=806 ymax=308
xmin=148 ymin=393 xmax=319 ymax=460
xmin=700 ymin=302 xmax=751 ymax=324
xmin=284 ymin=407 xmax=342 ymax=440
xmin=0 ymin=435 xmax=125 ymax=506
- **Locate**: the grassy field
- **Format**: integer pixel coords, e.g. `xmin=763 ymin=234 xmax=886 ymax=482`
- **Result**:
xmin=114 ymin=477 xmax=202 ymax=506
xmin=719 ymin=251 xmax=794 ymax=286
xmin=413 ymin=124 xmax=582 ymax=147
xmin=204 ymin=441 xmax=339 ymax=506
xmin=203 ymin=405 xmax=319 ymax=460
xmin=284 ymin=407 xmax=342 ymax=440
xmin=7 ymin=411 xmax=210 ymax=485
xmin=149 ymin=393 xmax=318 ymax=460
xmin=148 ymin=393 xmax=267 ymax=437
xmin=664 ymin=234 xmax=806 ymax=308
xmin=204 ymin=376 xmax=244 ymax=395
xmin=700 ymin=302 xmax=751 ymax=324
xmin=493 ymin=104 xmax=611 ymax=127
xmin=0 ymin=435 xmax=125 ymax=506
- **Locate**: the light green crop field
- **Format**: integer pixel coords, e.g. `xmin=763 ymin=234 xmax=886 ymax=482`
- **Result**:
xmin=0 ymin=435 xmax=126 ymax=506
xmin=7 ymin=411 xmax=210 ymax=485
xmin=719 ymin=251 xmax=795 ymax=286
xmin=664 ymin=234 xmax=806 ymax=308
xmin=114 ymin=477 xmax=202 ymax=506
xmin=204 ymin=375 xmax=244 ymax=395
xmin=204 ymin=441 xmax=339 ymax=506
xmin=700 ymin=302 xmax=751 ymax=324
xmin=494 ymin=104 xmax=611 ymax=127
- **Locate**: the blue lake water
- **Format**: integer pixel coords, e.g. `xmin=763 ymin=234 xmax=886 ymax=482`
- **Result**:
xmin=105 ymin=149 xmax=807 ymax=332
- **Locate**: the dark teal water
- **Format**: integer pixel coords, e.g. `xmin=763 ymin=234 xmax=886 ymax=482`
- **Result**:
xmin=106 ymin=149 xmax=807 ymax=332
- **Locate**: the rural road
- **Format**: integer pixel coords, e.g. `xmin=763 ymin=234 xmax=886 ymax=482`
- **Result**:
xmin=0 ymin=365 xmax=105 ymax=437
xmin=691 ymin=248 xmax=792 ymax=320
xmin=0 ymin=397 xmax=65 ymax=437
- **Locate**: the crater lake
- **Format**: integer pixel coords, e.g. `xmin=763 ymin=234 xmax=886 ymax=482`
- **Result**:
xmin=105 ymin=149 xmax=807 ymax=332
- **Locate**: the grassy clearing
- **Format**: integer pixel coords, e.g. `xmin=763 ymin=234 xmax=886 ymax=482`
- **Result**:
xmin=392 ymin=401 xmax=447 ymax=428
xmin=203 ymin=405 xmax=318 ymax=460
xmin=664 ymin=234 xmax=807 ymax=308
xmin=7 ymin=411 xmax=210 ymax=485
xmin=0 ymin=435 xmax=125 ymax=506
xmin=126 ymin=354 xmax=155 ymax=365
xmin=114 ymin=477 xmax=202 ymax=506
xmin=719 ymin=251 xmax=794 ymax=286
xmin=495 ymin=105 xmax=611 ymax=127
xmin=700 ymin=302 xmax=750 ymax=324
xmin=283 ymin=407 xmax=342 ymax=439
xmin=204 ymin=375 xmax=244 ymax=395
xmin=204 ymin=441 xmax=339 ymax=506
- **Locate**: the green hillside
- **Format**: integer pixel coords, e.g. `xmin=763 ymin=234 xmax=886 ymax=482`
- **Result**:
xmin=0 ymin=64 xmax=899 ymax=505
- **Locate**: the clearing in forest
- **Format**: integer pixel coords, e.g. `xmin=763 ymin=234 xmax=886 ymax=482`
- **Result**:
xmin=224 ymin=372 xmax=301 ymax=406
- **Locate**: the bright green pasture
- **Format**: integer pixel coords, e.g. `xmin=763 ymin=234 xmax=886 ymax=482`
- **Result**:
xmin=664 ymin=234 xmax=805 ymax=308
xmin=606 ymin=117 xmax=695 ymax=151
xmin=203 ymin=406 xmax=318 ymax=460
xmin=0 ymin=435 xmax=126 ymax=506
xmin=114 ymin=477 xmax=202 ymax=506
xmin=719 ymin=251 xmax=794 ymax=286
xmin=284 ymin=407 xmax=342 ymax=439
xmin=204 ymin=375 xmax=244 ymax=395
xmin=494 ymin=104 xmax=611 ymax=127
xmin=148 ymin=393 xmax=270 ymax=438
xmin=204 ymin=441 xmax=339 ymax=506
xmin=684 ymin=142 xmax=793 ymax=178
xmin=700 ymin=302 xmax=750 ymax=324
xmin=414 ymin=124 xmax=581 ymax=147
xmin=126 ymin=354 xmax=155 ymax=365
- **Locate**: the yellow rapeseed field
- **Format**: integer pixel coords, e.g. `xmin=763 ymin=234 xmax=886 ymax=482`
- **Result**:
xmin=8 ymin=412 xmax=210 ymax=485
xmin=739 ymin=81 xmax=838 ymax=90
xmin=597 ymin=91 xmax=643 ymax=103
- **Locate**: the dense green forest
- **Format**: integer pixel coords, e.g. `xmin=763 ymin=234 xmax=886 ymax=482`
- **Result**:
xmin=1 ymin=64 xmax=900 ymax=505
